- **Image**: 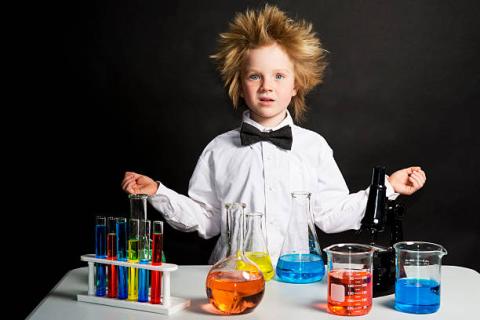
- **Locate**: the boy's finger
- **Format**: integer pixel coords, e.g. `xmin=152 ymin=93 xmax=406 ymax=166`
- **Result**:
xmin=412 ymin=172 xmax=426 ymax=184
xmin=409 ymin=175 xmax=421 ymax=189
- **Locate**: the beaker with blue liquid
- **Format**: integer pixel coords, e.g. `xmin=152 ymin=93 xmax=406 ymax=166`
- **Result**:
xmin=393 ymin=241 xmax=447 ymax=314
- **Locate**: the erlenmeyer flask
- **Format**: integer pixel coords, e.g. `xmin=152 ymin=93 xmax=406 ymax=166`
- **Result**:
xmin=244 ymin=211 xmax=274 ymax=281
xmin=276 ymin=191 xmax=325 ymax=283
xmin=206 ymin=203 xmax=265 ymax=314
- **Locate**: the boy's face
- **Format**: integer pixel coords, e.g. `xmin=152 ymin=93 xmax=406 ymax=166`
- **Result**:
xmin=241 ymin=43 xmax=297 ymax=127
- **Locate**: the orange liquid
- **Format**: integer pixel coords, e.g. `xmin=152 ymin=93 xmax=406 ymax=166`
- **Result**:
xmin=206 ymin=271 xmax=265 ymax=314
xmin=328 ymin=269 xmax=372 ymax=316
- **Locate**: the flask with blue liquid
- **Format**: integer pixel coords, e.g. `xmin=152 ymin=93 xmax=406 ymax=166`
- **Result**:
xmin=276 ymin=192 xmax=325 ymax=283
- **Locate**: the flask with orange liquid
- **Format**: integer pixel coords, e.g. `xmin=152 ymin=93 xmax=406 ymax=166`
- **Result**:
xmin=205 ymin=203 xmax=265 ymax=314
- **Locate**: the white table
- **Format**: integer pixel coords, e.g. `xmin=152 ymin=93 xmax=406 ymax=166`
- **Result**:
xmin=28 ymin=265 xmax=480 ymax=319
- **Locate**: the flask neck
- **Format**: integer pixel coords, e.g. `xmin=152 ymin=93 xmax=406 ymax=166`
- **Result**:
xmin=226 ymin=203 xmax=246 ymax=257
xmin=291 ymin=192 xmax=313 ymax=221
xmin=244 ymin=212 xmax=268 ymax=253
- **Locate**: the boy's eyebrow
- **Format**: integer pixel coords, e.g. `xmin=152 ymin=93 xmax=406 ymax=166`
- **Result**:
xmin=244 ymin=68 xmax=292 ymax=73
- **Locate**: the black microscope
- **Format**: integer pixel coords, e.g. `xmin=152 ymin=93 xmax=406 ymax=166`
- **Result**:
xmin=360 ymin=166 xmax=405 ymax=297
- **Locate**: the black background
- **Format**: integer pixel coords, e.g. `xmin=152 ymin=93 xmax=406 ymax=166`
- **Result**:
xmin=21 ymin=0 xmax=479 ymax=318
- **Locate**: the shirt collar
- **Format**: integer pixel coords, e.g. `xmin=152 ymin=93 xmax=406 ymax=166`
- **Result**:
xmin=242 ymin=110 xmax=294 ymax=132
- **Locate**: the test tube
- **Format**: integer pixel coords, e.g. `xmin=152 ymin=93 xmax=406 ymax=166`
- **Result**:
xmin=138 ymin=219 xmax=151 ymax=302
xmin=151 ymin=221 xmax=163 ymax=304
xmin=128 ymin=218 xmax=140 ymax=301
xmin=116 ymin=217 xmax=128 ymax=299
xmin=106 ymin=217 xmax=118 ymax=298
xmin=95 ymin=216 xmax=107 ymax=296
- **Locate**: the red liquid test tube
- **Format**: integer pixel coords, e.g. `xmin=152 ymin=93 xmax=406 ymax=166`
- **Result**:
xmin=107 ymin=217 xmax=118 ymax=298
xmin=151 ymin=221 xmax=163 ymax=304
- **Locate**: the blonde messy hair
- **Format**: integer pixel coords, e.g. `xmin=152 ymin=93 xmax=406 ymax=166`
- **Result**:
xmin=210 ymin=4 xmax=327 ymax=122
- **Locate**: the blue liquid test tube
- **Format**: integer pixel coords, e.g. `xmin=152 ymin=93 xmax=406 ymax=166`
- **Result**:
xmin=138 ymin=219 xmax=151 ymax=302
xmin=116 ymin=217 xmax=128 ymax=299
xmin=95 ymin=216 xmax=107 ymax=296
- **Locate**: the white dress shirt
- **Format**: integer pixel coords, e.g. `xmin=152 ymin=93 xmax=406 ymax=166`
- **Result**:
xmin=149 ymin=110 xmax=398 ymax=265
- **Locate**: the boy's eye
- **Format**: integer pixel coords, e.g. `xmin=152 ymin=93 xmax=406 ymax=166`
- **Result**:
xmin=275 ymin=73 xmax=285 ymax=80
xmin=248 ymin=74 xmax=260 ymax=80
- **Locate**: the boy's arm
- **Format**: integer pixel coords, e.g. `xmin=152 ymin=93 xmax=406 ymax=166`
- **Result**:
xmin=312 ymin=146 xmax=398 ymax=233
xmin=148 ymin=157 xmax=221 ymax=239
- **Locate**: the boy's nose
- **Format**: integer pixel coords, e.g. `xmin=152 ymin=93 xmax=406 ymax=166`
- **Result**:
xmin=260 ymin=79 xmax=274 ymax=92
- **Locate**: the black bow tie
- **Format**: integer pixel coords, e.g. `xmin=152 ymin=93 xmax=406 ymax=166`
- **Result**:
xmin=240 ymin=122 xmax=293 ymax=150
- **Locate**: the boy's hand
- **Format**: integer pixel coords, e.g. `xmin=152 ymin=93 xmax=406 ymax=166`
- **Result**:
xmin=121 ymin=171 xmax=159 ymax=196
xmin=388 ymin=166 xmax=426 ymax=195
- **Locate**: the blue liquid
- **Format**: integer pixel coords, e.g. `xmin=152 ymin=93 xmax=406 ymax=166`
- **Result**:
xmin=276 ymin=253 xmax=325 ymax=283
xmin=95 ymin=224 xmax=107 ymax=296
xmin=116 ymin=220 xmax=128 ymax=299
xmin=138 ymin=260 xmax=150 ymax=302
xmin=95 ymin=265 xmax=107 ymax=296
xmin=116 ymin=220 xmax=127 ymax=260
xmin=96 ymin=225 xmax=107 ymax=257
xmin=117 ymin=259 xmax=128 ymax=299
xmin=395 ymin=278 xmax=440 ymax=314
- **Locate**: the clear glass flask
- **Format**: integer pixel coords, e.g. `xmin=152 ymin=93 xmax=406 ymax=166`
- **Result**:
xmin=393 ymin=241 xmax=447 ymax=314
xmin=324 ymin=243 xmax=374 ymax=316
xmin=206 ymin=203 xmax=265 ymax=314
xmin=276 ymin=192 xmax=325 ymax=283
xmin=244 ymin=211 xmax=274 ymax=281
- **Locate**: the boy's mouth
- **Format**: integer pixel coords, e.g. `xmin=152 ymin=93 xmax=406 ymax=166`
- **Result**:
xmin=259 ymin=97 xmax=275 ymax=102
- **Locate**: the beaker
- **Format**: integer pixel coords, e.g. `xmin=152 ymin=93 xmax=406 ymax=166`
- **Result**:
xmin=206 ymin=203 xmax=265 ymax=314
xmin=393 ymin=241 xmax=447 ymax=314
xmin=324 ymin=243 xmax=374 ymax=316
xmin=276 ymin=192 xmax=325 ymax=283
xmin=244 ymin=211 xmax=274 ymax=281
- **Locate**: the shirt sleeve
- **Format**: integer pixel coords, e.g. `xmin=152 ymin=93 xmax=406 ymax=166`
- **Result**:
xmin=148 ymin=154 xmax=222 ymax=239
xmin=312 ymin=143 xmax=399 ymax=233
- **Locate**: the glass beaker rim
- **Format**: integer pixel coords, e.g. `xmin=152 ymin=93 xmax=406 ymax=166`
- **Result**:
xmin=245 ymin=211 xmax=264 ymax=216
xmin=324 ymin=243 xmax=374 ymax=255
xmin=393 ymin=241 xmax=447 ymax=255
xmin=291 ymin=191 xmax=312 ymax=197
xmin=225 ymin=202 xmax=246 ymax=209
xmin=128 ymin=194 xmax=149 ymax=199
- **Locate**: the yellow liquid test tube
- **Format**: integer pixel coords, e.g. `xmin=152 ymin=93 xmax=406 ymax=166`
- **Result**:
xmin=128 ymin=219 xmax=140 ymax=301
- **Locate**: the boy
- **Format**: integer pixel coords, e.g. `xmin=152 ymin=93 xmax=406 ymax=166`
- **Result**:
xmin=121 ymin=5 xmax=426 ymax=265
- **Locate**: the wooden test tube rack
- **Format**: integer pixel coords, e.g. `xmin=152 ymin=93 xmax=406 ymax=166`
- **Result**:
xmin=77 ymin=254 xmax=190 ymax=315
